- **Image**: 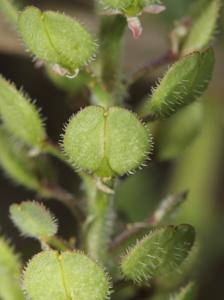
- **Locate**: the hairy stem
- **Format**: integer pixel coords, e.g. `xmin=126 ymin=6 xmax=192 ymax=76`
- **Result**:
xmin=82 ymin=174 xmax=114 ymax=265
xmin=99 ymin=15 xmax=127 ymax=102
xmin=110 ymin=192 xmax=188 ymax=251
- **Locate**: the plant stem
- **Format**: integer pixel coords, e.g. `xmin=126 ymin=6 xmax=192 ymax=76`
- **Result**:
xmin=82 ymin=174 xmax=114 ymax=265
xmin=43 ymin=140 xmax=68 ymax=164
xmin=88 ymin=77 xmax=114 ymax=108
xmin=110 ymin=192 xmax=188 ymax=251
xmin=40 ymin=181 xmax=83 ymax=224
xmin=99 ymin=15 xmax=127 ymax=102
xmin=128 ymin=50 xmax=178 ymax=85
xmin=47 ymin=236 xmax=71 ymax=251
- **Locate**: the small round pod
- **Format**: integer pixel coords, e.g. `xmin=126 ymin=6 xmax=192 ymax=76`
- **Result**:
xmin=63 ymin=106 xmax=151 ymax=178
xmin=22 ymin=250 xmax=110 ymax=300
xmin=18 ymin=6 xmax=97 ymax=76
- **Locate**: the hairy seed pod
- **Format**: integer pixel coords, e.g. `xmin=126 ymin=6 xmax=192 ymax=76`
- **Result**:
xmin=100 ymin=0 xmax=161 ymax=16
xmin=18 ymin=6 xmax=97 ymax=76
xmin=140 ymin=48 xmax=214 ymax=119
xmin=23 ymin=250 xmax=110 ymax=300
xmin=121 ymin=224 xmax=195 ymax=284
xmin=63 ymin=106 xmax=151 ymax=178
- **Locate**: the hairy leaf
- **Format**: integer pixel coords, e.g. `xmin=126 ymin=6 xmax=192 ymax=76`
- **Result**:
xmin=63 ymin=106 xmax=151 ymax=178
xmin=0 ymin=75 xmax=46 ymax=148
xmin=23 ymin=251 xmax=110 ymax=300
xmin=182 ymin=0 xmax=221 ymax=55
xmin=10 ymin=201 xmax=58 ymax=240
xmin=0 ymin=237 xmax=24 ymax=300
xmin=121 ymin=224 xmax=195 ymax=283
xmin=141 ymin=48 xmax=214 ymax=119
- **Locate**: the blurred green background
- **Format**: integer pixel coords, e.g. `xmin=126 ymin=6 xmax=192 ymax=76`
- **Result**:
xmin=0 ymin=0 xmax=224 ymax=299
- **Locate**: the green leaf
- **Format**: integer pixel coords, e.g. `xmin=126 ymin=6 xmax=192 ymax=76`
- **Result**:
xmin=18 ymin=6 xmax=97 ymax=76
xmin=121 ymin=224 xmax=195 ymax=284
xmin=23 ymin=250 xmax=111 ymax=300
xmin=0 ymin=237 xmax=24 ymax=300
xmin=156 ymin=102 xmax=203 ymax=160
xmin=182 ymin=0 xmax=221 ymax=55
xmin=140 ymin=48 xmax=214 ymax=119
xmin=0 ymin=127 xmax=56 ymax=196
xmin=10 ymin=201 xmax=58 ymax=241
xmin=0 ymin=127 xmax=42 ymax=191
xmin=172 ymin=282 xmax=197 ymax=300
xmin=0 ymin=75 xmax=46 ymax=149
xmin=63 ymin=106 xmax=151 ymax=178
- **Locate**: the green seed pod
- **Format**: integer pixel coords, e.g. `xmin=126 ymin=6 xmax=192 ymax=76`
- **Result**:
xmin=157 ymin=102 xmax=203 ymax=161
xmin=18 ymin=6 xmax=97 ymax=76
xmin=100 ymin=0 xmax=133 ymax=11
xmin=63 ymin=106 xmax=151 ymax=178
xmin=0 ymin=237 xmax=24 ymax=300
xmin=10 ymin=201 xmax=58 ymax=241
xmin=0 ymin=75 xmax=46 ymax=148
xmin=157 ymin=240 xmax=199 ymax=289
xmin=23 ymin=250 xmax=110 ymax=300
xmin=140 ymin=48 xmax=214 ymax=119
xmin=100 ymin=0 xmax=161 ymax=15
xmin=121 ymin=224 xmax=195 ymax=284
xmin=0 ymin=127 xmax=41 ymax=191
xmin=181 ymin=0 xmax=221 ymax=55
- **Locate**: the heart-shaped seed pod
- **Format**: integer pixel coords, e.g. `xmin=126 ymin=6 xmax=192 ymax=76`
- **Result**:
xmin=18 ymin=6 xmax=97 ymax=77
xmin=63 ymin=106 xmax=151 ymax=178
xmin=23 ymin=251 xmax=110 ymax=300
